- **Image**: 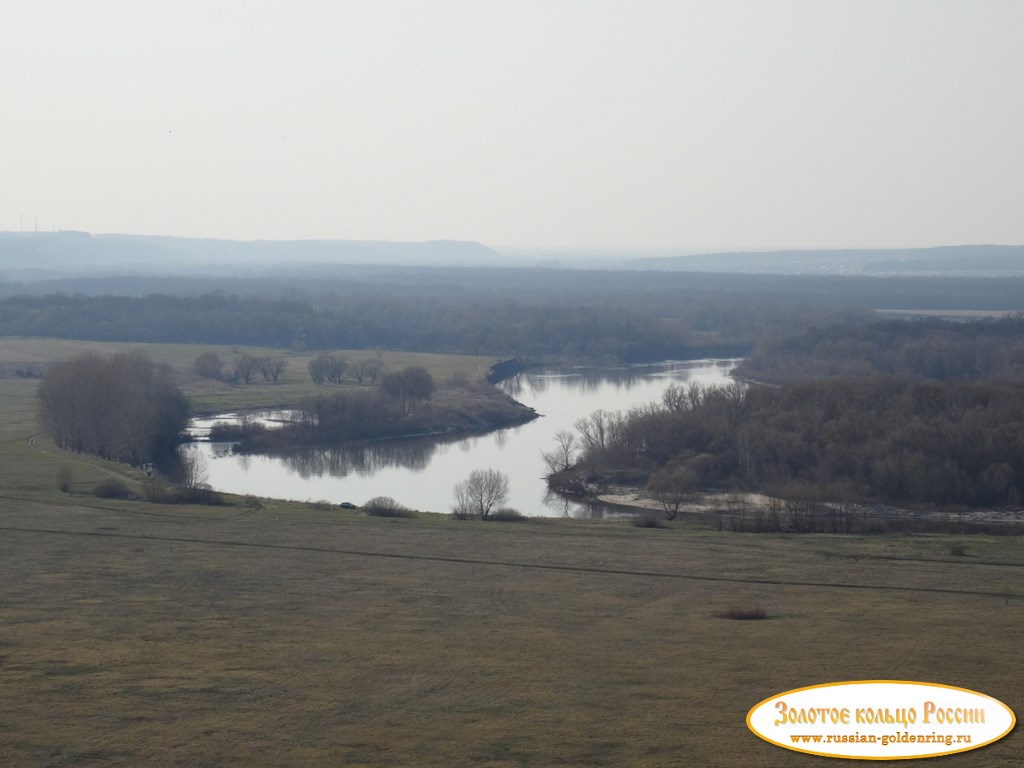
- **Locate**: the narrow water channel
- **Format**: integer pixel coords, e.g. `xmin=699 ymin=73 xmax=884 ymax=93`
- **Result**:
xmin=183 ymin=359 xmax=738 ymax=517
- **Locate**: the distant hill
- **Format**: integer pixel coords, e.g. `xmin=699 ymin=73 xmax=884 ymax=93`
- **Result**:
xmin=0 ymin=232 xmax=510 ymax=279
xmin=631 ymin=244 xmax=1024 ymax=275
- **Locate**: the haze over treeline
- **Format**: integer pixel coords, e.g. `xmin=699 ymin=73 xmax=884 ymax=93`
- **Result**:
xmin=4 ymin=232 xmax=1024 ymax=280
xmin=3 ymin=267 xmax=1024 ymax=366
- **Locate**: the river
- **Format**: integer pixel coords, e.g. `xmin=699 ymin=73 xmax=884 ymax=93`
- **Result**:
xmin=183 ymin=359 xmax=739 ymax=517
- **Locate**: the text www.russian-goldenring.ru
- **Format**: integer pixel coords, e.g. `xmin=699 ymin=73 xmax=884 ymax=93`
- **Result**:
xmin=790 ymin=732 xmax=972 ymax=747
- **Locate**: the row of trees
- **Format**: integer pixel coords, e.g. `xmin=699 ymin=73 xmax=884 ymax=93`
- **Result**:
xmin=552 ymin=377 xmax=1024 ymax=509
xmin=235 ymin=353 xmax=288 ymax=384
xmin=38 ymin=351 xmax=189 ymax=466
xmin=308 ymin=355 xmax=386 ymax=386
xmin=194 ymin=351 xmax=288 ymax=383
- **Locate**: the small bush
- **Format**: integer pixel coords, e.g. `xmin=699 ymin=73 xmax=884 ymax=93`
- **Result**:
xmin=56 ymin=465 xmax=74 ymax=494
xmin=193 ymin=351 xmax=225 ymax=380
xmin=188 ymin=487 xmax=225 ymax=506
xmin=632 ymin=511 xmax=664 ymax=528
xmin=363 ymin=496 xmax=416 ymax=518
xmin=242 ymin=494 xmax=263 ymax=509
xmin=138 ymin=476 xmax=223 ymax=506
xmin=487 ymin=507 xmax=526 ymax=522
xmin=142 ymin=477 xmax=185 ymax=504
xmin=93 ymin=477 xmax=133 ymax=500
xmin=950 ymin=543 xmax=970 ymax=557
xmin=718 ymin=606 xmax=768 ymax=621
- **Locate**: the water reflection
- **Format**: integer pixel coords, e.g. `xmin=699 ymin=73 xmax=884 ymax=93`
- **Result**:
xmin=275 ymin=434 xmax=446 ymax=478
xmin=187 ymin=359 xmax=740 ymax=517
xmin=498 ymin=359 xmax=719 ymax=400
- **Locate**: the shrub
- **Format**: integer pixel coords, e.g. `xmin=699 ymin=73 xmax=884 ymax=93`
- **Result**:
xmin=56 ymin=465 xmax=74 ymax=494
xmin=363 ymin=496 xmax=416 ymax=518
xmin=718 ymin=606 xmax=768 ymax=621
xmin=188 ymin=487 xmax=225 ymax=506
xmin=950 ymin=543 xmax=970 ymax=557
xmin=193 ymin=351 xmax=225 ymax=380
xmin=632 ymin=511 xmax=664 ymax=528
xmin=93 ymin=477 xmax=133 ymax=500
xmin=142 ymin=476 xmax=183 ymax=504
xmin=487 ymin=507 xmax=526 ymax=522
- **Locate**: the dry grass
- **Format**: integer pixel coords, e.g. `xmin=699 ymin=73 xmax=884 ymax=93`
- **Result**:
xmin=2 ymin=494 xmax=1022 ymax=767
xmin=1 ymin=338 xmax=1023 ymax=766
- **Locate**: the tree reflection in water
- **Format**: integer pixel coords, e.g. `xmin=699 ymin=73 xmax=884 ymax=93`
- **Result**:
xmin=270 ymin=432 xmax=472 ymax=479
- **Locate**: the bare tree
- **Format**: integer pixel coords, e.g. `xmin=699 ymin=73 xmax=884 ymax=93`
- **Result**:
xmin=309 ymin=355 xmax=346 ymax=385
xmin=380 ymin=366 xmax=434 ymax=414
xmin=574 ymin=409 xmax=615 ymax=452
xmin=258 ymin=356 xmax=288 ymax=383
xmin=541 ymin=430 xmax=577 ymax=475
xmin=452 ymin=468 xmax=510 ymax=519
xmin=308 ymin=355 xmax=328 ymax=385
xmin=234 ymin=353 xmax=260 ymax=384
xmin=661 ymin=383 xmax=688 ymax=412
xmin=326 ymin=356 xmax=347 ymax=384
xmin=352 ymin=356 xmax=388 ymax=385
xmin=352 ymin=361 xmax=367 ymax=385
xmin=180 ymin=450 xmax=210 ymax=502
xmin=646 ymin=466 xmax=696 ymax=521
xmin=361 ymin=355 xmax=386 ymax=384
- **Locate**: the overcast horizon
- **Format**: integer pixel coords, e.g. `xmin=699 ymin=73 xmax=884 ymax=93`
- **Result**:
xmin=4 ymin=1 xmax=1023 ymax=252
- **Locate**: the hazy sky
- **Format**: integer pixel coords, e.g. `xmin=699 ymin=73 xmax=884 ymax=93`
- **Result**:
xmin=4 ymin=1 xmax=1023 ymax=250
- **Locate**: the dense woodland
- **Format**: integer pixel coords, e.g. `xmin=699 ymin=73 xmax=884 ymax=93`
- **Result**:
xmin=4 ymin=267 xmax=1024 ymax=363
xmin=556 ymin=376 xmax=1024 ymax=509
xmin=0 ymin=291 xmax=703 ymax=362
xmin=736 ymin=314 xmax=1024 ymax=383
xmin=553 ymin=314 xmax=1024 ymax=511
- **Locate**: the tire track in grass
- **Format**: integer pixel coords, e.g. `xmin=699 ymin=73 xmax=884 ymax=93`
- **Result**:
xmin=26 ymin=433 xmax=137 ymax=484
xmin=1 ymin=524 xmax=1022 ymax=602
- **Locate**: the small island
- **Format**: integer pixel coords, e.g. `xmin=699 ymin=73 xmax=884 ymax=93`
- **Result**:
xmin=208 ymin=365 xmax=537 ymax=454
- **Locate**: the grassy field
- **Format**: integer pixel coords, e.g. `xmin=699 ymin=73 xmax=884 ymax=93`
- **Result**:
xmin=1 ymin=338 xmax=1022 ymax=766
xmin=0 ymin=336 xmax=499 ymax=415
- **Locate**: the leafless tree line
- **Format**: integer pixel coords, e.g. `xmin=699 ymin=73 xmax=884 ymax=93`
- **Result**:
xmin=308 ymin=354 xmax=385 ymax=386
xmin=38 ymin=351 xmax=189 ymax=466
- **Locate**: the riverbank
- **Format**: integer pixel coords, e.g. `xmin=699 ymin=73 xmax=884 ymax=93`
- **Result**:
xmin=589 ymin=482 xmax=1024 ymax=534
